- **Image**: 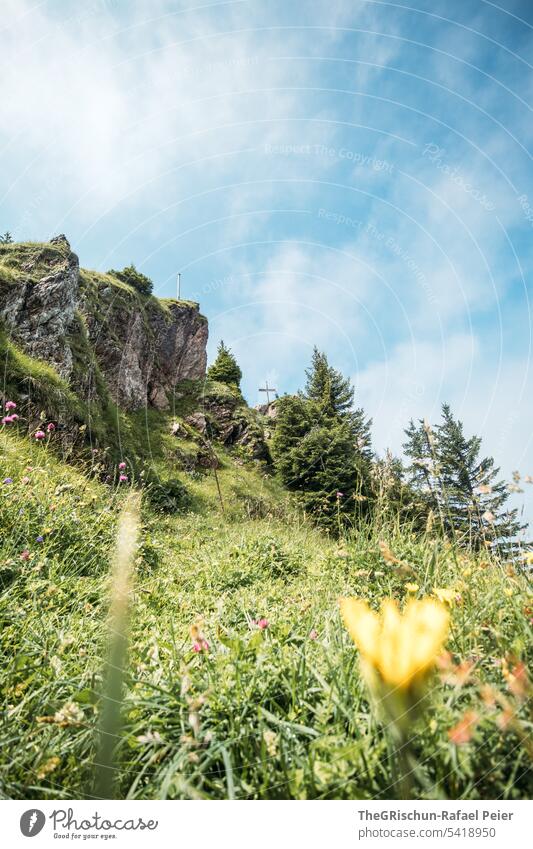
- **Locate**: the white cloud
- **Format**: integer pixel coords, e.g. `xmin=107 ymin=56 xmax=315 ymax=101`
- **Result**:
xmin=0 ymin=0 xmax=331 ymax=218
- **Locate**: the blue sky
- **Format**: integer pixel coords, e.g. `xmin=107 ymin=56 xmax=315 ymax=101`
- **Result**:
xmin=1 ymin=0 xmax=532 ymax=522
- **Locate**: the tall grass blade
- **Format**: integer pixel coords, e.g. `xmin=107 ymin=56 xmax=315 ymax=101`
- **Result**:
xmin=93 ymin=492 xmax=141 ymax=799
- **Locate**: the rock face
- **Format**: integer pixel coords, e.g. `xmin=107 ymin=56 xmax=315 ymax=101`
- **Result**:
xmin=0 ymin=236 xmax=208 ymax=411
xmin=0 ymin=237 xmax=79 ymax=379
xmin=201 ymin=390 xmax=271 ymax=461
xmin=81 ymin=288 xmax=208 ymax=411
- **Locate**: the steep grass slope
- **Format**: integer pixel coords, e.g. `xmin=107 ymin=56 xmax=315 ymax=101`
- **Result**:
xmin=0 ymin=431 xmax=531 ymax=800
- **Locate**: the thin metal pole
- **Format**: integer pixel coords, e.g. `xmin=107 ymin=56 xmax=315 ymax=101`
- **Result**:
xmin=177 ymin=273 xmax=181 ymax=300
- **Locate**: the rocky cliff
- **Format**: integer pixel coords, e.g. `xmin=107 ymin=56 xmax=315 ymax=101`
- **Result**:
xmin=0 ymin=236 xmax=208 ymax=412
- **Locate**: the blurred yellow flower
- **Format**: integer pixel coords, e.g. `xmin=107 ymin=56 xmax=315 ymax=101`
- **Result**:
xmin=339 ymin=597 xmax=449 ymax=690
xmin=405 ymin=583 xmax=419 ymax=593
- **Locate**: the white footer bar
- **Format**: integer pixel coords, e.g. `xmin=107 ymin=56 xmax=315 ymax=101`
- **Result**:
xmin=2 ymin=799 xmax=531 ymax=848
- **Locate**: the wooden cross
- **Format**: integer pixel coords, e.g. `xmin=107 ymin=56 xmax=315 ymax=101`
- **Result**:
xmin=259 ymin=381 xmax=277 ymax=405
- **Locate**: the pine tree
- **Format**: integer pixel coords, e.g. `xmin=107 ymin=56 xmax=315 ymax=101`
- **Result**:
xmin=304 ymin=347 xmax=354 ymax=417
xmin=272 ymin=349 xmax=373 ymax=531
xmin=403 ymin=417 xmax=442 ymax=522
xmin=207 ymin=341 xmax=242 ymax=389
xmin=404 ymin=404 xmax=524 ymax=551
xmin=0 ymin=232 xmax=13 ymax=244
xmin=269 ymin=394 xmax=314 ymax=485
xmin=305 ymin=347 xmax=373 ymax=466
xmin=435 ymin=404 xmax=523 ymax=551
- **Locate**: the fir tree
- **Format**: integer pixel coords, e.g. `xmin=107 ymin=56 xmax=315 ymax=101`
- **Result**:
xmin=403 ymin=417 xmax=442 ymax=522
xmin=304 ymin=347 xmax=354 ymax=417
xmin=435 ymin=404 xmax=523 ymax=551
xmin=0 ymin=232 xmax=13 ymax=244
xmin=305 ymin=347 xmax=373 ymax=464
xmin=404 ymin=404 xmax=524 ymax=551
xmin=269 ymin=394 xmax=314 ymax=485
xmin=272 ymin=349 xmax=372 ymax=531
xmin=207 ymin=341 xmax=242 ymax=389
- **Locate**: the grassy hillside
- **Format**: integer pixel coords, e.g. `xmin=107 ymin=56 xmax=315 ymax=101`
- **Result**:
xmin=1 ymin=429 xmax=531 ymax=800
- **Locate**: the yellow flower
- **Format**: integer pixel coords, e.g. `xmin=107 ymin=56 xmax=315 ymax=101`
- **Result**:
xmin=433 ymin=588 xmax=456 ymax=605
xmin=339 ymin=597 xmax=449 ymax=690
xmin=523 ymin=552 xmax=533 ymax=565
xmin=405 ymin=582 xmax=419 ymax=593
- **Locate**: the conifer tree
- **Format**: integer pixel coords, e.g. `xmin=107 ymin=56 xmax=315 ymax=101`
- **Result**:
xmin=435 ymin=404 xmax=523 ymax=551
xmin=304 ymin=347 xmax=354 ymax=417
xmin=272 ymin=349 xmax=373 ymax=530
xmin=403 ymin=417 xmax=442 ymax=521
xmin=304 ymin=347 xmax=373 ymax=463
xmin=207 ymin=341 xmax=242 ymax=389
xmin=404 ymin=404 xmax=523 ymax=551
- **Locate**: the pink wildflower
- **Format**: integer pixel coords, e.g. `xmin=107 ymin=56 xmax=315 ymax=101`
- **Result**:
xmin=5 ymin=401 xmax=16 ymax=411
xmin=119 ymin=474 xmax=128 ymax=483
xmin=1 ymin=415 xmax=14 ymax=425
xmin=118 ymin=461 xmax=127 ymax=470
xmin=309 ymin=628 xmax=318 ymax=640
xmin=257 ymin=618 xmax=269 ymax=630
xmin=11 ymin=414 xmax=19 ymax=421
xmin=336 ymin=491 xmax=344 ymax=499
xmin=47 ymin=422 xmax=56 ymax=433
xmin=192 ymin=639 xmax=209 ymax=653
xmin=20 ymin=550 xmax=30 ymax=561
xmin=34 ymin=430 xmax=46 ymax=441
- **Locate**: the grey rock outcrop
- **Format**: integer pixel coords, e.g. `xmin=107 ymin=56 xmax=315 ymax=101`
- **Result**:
xmin=0 ymin=237 xmax=208 ymax=411
xmin=201 ymin=390 xmax=271 ymax=461
xmin=0 ymin=239 xmax=79 ymax=379
xmin=82 ymin=293 xmax=208 ymax=411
